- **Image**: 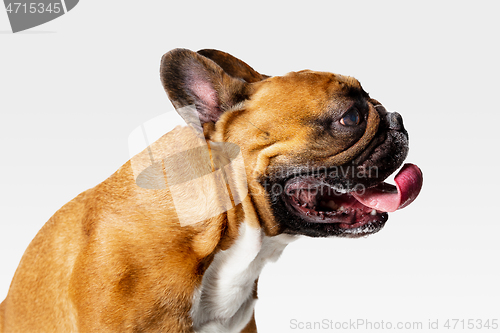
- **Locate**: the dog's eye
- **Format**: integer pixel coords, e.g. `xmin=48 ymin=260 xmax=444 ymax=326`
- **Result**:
xmin=339 ymin=107 xmax=360 ymax=126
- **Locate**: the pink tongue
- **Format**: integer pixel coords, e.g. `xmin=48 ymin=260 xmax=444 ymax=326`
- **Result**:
xmin=352 ymin=163 xmax=423 ymax=213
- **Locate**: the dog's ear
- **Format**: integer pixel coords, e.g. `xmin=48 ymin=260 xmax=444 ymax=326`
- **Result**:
xmin=197 ymin=49 xmax=269 ymax=83
xmin=160 ymin=48 xmax=254 ymax=131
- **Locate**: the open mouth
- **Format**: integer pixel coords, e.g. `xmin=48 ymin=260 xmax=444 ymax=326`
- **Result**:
xmin=282 ymin=163 xmax=423 ymax=233
xmin=285 ymin=186 xmax=388 ymax=230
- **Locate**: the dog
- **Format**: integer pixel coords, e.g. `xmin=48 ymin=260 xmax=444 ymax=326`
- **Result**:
xmin=0 ymin=48 xmax=422 ymax=333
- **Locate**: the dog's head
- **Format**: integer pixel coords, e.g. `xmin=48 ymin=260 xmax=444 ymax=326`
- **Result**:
xmin=160 ymin=48 xmax=422 ymax=238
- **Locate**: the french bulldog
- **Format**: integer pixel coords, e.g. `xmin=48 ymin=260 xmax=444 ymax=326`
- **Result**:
xmin=0 ymin=49 xmax=422 ymax=333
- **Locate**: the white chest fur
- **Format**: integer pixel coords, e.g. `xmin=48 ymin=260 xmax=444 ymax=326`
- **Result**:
xmin=191 ymin=222 xmax=296 ymax=333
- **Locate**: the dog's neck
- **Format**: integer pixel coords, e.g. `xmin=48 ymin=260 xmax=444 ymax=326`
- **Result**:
xmin=190 ymin=222 xmax=297 ymax=332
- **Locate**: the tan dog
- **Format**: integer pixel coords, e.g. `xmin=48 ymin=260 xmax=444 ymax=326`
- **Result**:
xmin=0 ymin=49 xmax=422 ymax=333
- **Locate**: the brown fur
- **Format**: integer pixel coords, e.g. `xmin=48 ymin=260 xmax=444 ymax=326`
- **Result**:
xmin=0 ymin=49 xmax=385 ymax=332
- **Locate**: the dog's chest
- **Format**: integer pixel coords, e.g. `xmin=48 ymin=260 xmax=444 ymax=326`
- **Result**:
xmin=190 ymin=222 xmax=294 ymax=333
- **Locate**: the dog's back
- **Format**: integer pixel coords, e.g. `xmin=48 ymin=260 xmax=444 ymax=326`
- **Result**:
xmin=0 ymin=125 xmax=232 ymax=332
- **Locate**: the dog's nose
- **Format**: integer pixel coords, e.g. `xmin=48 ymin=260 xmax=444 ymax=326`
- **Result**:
xmin=387 ymin=112 xmax=405 ymax=132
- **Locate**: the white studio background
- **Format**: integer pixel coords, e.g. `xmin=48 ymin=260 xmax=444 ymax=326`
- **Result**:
xmin=1 ymin=1 xmax=499 ymax=332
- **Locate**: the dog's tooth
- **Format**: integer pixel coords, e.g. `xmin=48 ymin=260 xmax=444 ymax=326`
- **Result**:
xmin=370 ymin=209 xmax=377 ymax=216
xmin=301 ymin=202 xmax=308 ymax=207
